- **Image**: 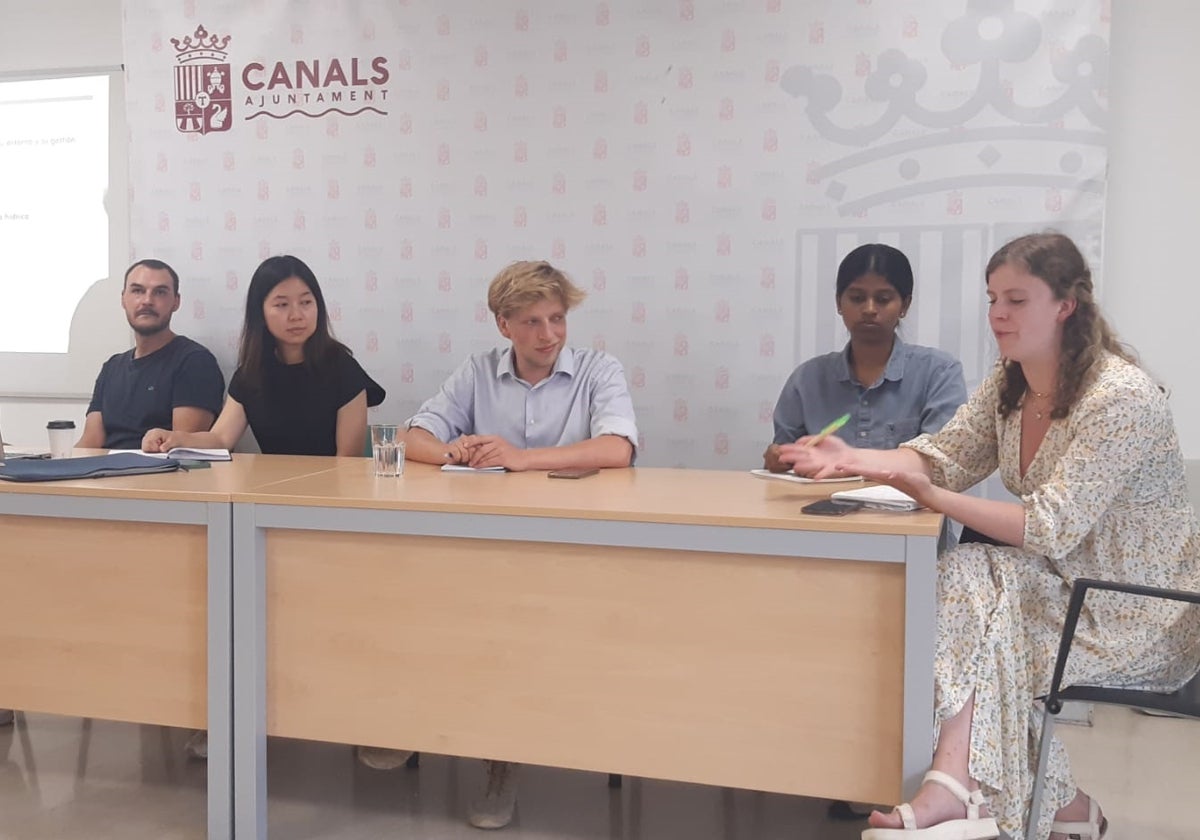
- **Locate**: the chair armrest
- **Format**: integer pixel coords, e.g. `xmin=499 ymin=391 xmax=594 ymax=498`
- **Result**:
xmin=1044 ymin=578 xmax=1200 ymax=714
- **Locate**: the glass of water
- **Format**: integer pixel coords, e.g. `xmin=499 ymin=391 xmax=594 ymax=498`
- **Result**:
xmin=370 ymin=424 xmax=404 ymax=477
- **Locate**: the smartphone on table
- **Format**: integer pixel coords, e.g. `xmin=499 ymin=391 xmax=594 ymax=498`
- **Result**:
xmin=547 ymin=468 xmax=600 ymax=479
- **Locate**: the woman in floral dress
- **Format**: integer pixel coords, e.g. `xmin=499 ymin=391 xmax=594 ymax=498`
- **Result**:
xmin=782 ymin=232 xmax=1200 ymax=840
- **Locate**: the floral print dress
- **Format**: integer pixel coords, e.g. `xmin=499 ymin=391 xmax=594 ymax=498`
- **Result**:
xmin=902 ymin=352 xmax=1200 ymax=840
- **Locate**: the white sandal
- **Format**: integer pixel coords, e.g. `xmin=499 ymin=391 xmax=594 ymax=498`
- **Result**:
xmin=1051 ymin=796 xmax=1108 ymax=839
xmin=861 ymin=770 xmax=1000 ymax=839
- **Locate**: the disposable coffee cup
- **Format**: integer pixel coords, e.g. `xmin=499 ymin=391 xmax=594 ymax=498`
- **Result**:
xmin=47 ymin=420 xmax=76 ymax=459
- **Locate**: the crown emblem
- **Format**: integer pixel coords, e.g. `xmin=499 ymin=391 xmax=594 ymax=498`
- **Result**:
xmin=171 ymin=25 xmax=232 ymax=64
xmin=779 ymin=1 xmax=1107 ymax=215
xmin=170 ymin=24 xmax=233 ymax=135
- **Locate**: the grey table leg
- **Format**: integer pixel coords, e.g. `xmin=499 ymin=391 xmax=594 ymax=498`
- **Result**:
xmin=234 ymin=503 xmax=268 ymax=840
xmin=207 ymin=502 xmax=233 ymax=840
xmin=902 ymin=534 xmax=938 ymax=801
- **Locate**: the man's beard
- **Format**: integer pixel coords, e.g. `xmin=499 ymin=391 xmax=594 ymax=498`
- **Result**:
xmin=131 ymin=319 xmax=169 ymax=337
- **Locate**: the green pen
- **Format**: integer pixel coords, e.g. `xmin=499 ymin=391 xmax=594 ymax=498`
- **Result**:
xmin=805 ymin=412 xmax=851 ymax=448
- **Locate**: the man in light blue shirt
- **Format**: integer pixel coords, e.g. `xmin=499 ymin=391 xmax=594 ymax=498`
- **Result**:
xmin=399 ymin=260 xmax=638 ymax=831
xmin=405 ymin=260 xmax=638 ymax=472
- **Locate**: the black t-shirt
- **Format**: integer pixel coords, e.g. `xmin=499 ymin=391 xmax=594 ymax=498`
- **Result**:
xmin=228 ymin=350 xmax=385 ymax=455
xmin=87 ymin=335 xmax=226 ymax=449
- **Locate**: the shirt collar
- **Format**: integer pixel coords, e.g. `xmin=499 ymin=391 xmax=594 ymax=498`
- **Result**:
xmin=837 ymin=335 xmax=909 ymax=384
xmin=496 ymin=346 xmax=576 ymax=383
xmin=497 ymin=347 xmax=518 ymax=380
xmin=883 ymin=335 xmax=909 ymax=381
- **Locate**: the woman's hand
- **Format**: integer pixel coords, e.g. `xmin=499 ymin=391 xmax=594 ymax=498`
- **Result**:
xmin=853 ymin=465 xmax=939 ymax=510
xmin=777 ymin=434 xmax=854 ymax=478
xmin=142 ymin=428 xmax=179 ymax=453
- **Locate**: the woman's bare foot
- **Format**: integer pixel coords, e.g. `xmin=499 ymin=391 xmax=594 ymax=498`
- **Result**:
xmin=1049 ymin=790 xmax=1104 ymax=840
xmin=867 ymin=774 xmax=990 ymax=829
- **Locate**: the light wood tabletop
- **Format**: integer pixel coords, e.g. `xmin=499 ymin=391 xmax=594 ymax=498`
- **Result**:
xmin=0 ymin=451 xmax=345 ymax=502
xmin=235 ymin=459 xmax=943 ymax=535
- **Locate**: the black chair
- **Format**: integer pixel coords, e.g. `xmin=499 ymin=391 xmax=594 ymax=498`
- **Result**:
xmin=1026 ymin=578 xmax=1200 ymax=840
xmin=397 ymin=752 xmax=623 ymax=788
xmin=957 ymin=524 xmax=1006 ymax=546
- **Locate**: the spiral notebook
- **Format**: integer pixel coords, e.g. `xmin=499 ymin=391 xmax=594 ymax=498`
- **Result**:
xmin=830 ymin=484 xmax=922 ymax=511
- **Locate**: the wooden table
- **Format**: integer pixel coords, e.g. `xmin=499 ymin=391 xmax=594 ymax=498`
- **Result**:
xmin=231 ymin=461 xmax=944 ymax=839
xmin=0 ymin=453 xmax=338 ymax=840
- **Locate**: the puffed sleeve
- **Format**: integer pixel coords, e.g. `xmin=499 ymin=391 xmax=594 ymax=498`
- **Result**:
xmin=901 ymin=365 xmax=1001 ymax=492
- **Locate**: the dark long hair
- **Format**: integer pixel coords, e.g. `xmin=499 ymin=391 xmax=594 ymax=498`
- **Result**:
xmin=236 ymin=255 xmax=351 ymax=391
xmin=835 ymin=243 xmax=914 ymax=303
xmin=988 ymin=233 xmax=1137 ymax=419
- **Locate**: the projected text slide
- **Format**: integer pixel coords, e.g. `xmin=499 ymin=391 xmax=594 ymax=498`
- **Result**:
xmin=0 ymin=75 xmax=109 ymax=353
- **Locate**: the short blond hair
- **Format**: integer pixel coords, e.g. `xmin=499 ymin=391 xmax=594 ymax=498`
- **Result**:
xmin=486 ymin=260 xmax=586 ymax=318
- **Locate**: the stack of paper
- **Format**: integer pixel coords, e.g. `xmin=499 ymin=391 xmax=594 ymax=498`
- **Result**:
xmin=831 ymin=484 xmax=922 ymax=511
xmin=440 ymin=464 xmax=505 ymax=473
xmin=749 ymin=469 xmax=863 ymax=485
xmin=109 ymin=448 xmax=231 ymax=461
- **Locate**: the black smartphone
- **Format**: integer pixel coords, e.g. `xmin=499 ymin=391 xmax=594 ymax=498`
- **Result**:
xmin=548 ymin=468 xmax=600 ymax=479
xmin=801 ymin=498 xmax=864 ymax=516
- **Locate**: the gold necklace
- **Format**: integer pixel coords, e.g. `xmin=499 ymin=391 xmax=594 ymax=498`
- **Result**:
xmin=1027 ymin=389 xmax=1051 ymax=420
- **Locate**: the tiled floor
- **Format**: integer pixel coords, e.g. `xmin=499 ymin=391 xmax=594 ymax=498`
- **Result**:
xmin=0 ymin=706 xmax=1196 ymax=839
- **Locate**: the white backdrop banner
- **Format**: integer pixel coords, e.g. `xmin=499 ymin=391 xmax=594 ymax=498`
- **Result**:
xmin=122 ymin=0 xmax=1110 ymax=467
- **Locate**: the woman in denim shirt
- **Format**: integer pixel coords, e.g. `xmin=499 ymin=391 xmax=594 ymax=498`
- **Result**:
xmin=764 ymin=243 xmax=967 ymax=471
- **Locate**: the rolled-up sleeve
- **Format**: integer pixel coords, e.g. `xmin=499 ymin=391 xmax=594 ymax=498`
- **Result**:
xmin=587 ymin=355 xmax=639 ymax=449
xmin=901 ymin=368 xmax=1001 ymax=492
xmin=406 ymin=359 xmax=477 ymax=443
xmin=1022 ymin=383 xmax=1165 ymax=559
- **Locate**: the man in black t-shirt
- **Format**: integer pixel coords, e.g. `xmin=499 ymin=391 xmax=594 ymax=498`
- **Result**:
xmin=77 ymin=259 xmax=225 ymax=450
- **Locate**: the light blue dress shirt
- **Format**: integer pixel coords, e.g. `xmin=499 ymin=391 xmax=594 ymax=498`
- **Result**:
xmin=407 ymin=346 xmax=639 ymax=454
xmin=772 ymin=337 xmax=967 ymax=449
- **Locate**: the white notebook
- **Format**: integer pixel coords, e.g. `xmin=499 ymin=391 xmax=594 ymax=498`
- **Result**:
xmin=109 ymin=448 xmax=232 ymax=461
xmin=831 ymin=484 xmax=922 ymax=511
xmin=440 ymin=464 xmax=505 ymax=473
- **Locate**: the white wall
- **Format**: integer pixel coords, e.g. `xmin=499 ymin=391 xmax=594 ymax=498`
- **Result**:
xmin=3 ymin=1 xmax=1199 ymax=460
xmin=1104 ymin=0 xmax=1200 ymax=456
xmin=0 ymin=0 xmax=122 ymax=72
